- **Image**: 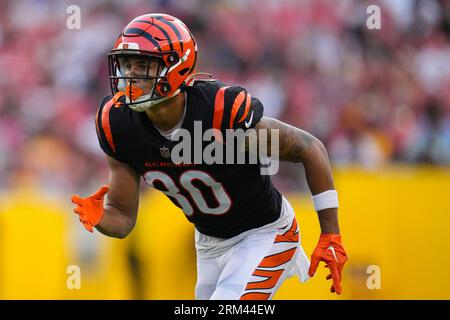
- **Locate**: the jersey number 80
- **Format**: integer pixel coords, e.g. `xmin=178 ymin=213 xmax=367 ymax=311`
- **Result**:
xmin=144 ymin=170 xmax=232 ymax=216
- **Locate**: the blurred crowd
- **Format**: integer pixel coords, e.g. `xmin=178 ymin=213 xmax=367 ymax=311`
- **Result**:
xmin=0 ymin=0 xmax=449 ymax=193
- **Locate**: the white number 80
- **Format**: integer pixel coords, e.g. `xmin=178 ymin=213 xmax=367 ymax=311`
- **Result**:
xmin=144 ymin=170 xmax=232 ymax=216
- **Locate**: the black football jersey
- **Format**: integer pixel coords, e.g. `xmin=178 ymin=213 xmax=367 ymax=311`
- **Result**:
xmin=95 ymin=80 xmax=282 ymax=239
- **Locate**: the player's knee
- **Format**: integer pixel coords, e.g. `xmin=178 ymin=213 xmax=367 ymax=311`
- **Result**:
xmin=209 ymin=284 xmax=243 ymax=300
xmin=195 ymin=283 xmax=216 ymax=300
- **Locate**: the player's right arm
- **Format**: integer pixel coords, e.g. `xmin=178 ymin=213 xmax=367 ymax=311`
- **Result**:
xmin=96 ymin=155 xmax=140 ymax=238
xmin=72 ymin=95 xmax=141 ymax=238
xmin=71 ymin=155 xmax=140 ymax=239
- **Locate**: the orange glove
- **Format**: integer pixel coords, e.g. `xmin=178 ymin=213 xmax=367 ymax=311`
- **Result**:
xmin=308 ymin=234 xmax=348 ymax=295
xmin=71 ymin=185 xmax=109 ymax=233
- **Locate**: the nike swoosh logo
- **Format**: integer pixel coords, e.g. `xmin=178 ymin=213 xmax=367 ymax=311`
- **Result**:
xmin=244 ymin=111 xmax=254 ymax=128
xmin=327 ymin=245 xmax=339 ymax=262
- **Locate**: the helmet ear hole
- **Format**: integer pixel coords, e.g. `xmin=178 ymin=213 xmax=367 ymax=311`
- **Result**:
xmin=161 ymin=84 xmax=171 ymax=93
xmin=167 ymin=53 xmax=179 ymax=66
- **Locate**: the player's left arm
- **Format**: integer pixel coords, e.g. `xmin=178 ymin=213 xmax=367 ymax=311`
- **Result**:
xmin=254 ymin=116 xmax=348 ymax=294
xmin=255 ymin=116 xmax=338 ymax=232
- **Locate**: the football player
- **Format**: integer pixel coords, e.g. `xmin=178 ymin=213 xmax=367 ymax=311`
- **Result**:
xmin=71 ymin=14 xmax=348 ymax=299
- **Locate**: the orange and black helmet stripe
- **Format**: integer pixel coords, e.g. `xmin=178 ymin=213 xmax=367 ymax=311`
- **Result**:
xmin=123 ymin=27 xmax=162 ymax=52
xmin=153 ymin=16 xmax=184 ymax=52
xmin=135 ymin=19 xmax=174 ymax=51
xmin=185 ymin=27 xmax=197 ymax=74
xmin=151 ymin=18 xmax=181 ymax=52
xmin=190 ymin=48 xmax=197 ymax=74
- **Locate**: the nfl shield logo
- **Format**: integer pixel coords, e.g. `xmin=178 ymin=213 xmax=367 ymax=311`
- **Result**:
xmin=160 ymin=146 xmax=171 ymax=159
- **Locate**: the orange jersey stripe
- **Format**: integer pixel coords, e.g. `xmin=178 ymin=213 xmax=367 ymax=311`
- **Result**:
xmin=229 ymin=90 xmax=246 ymax=128
xmin=240 ymin=292 xmax=270 ymax=300
xmin=212 ymin=86 xmax=230 ymax=142
xmin=129 ymin=21 xmax=154 ymax=32
xmin=245 ymin=269 xmax=284 ymax=290
xmin=237 ymin=93 xmax=251 ymax=123
xmin=258 ymin=247 xmax=297 ymax=268
xmin=154 ymin=15 xmax=185 ymax=52
xmin=95 ymin=108 xmax=101 ymax=139
xmin=101 ymin=98 xmax=116 ymax=153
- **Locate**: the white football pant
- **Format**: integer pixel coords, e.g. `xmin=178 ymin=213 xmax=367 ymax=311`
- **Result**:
xmin=195 ymin=197 xmax=310 ymax=300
